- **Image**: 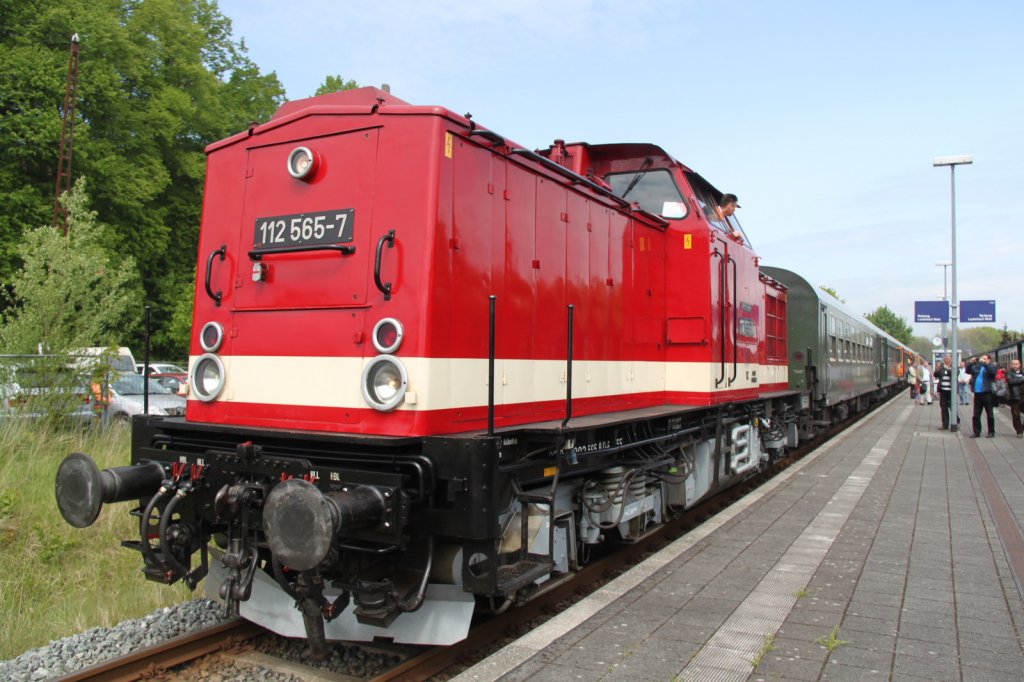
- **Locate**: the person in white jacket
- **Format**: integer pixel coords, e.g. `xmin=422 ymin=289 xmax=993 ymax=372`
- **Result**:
xmin=917 ymin=360 xmax=933 ymax=405
xmin=957 ymin=360 xmax=971 ymax=405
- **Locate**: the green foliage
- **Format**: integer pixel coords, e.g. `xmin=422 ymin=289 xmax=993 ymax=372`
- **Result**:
xmin=0 ymin=0 xmax=286 ymax=357
xmin=814 ymin=625 xmax=849 ymax=652
xmin=910 ymin=335 xmax=932 ymax=358
xmin=819 ymin=285 xmax=845 ymax=304
xmin=958 ymin=326 xmax=1019 ymax=355
xmin=865 ymin=305 xmax=913 ymax=345
xmin=0 ymin=179 xmax=143 ymax=354
xmin=0 ymin=418 xmax=192 ymax=658
xmin=314 ymin=74 xmax=360 ymax=96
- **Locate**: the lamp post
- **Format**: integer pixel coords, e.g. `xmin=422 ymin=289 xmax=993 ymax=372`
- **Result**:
xmin=933 ymin=155 xmax=972 ymax=432
xmin=936 ymin=261 xmax=951 ymax=350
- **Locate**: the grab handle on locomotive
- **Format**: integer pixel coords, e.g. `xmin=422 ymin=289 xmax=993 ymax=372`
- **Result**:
xmin=248 ymin=243 xmax=356 ymax=260
xmin=374 ymin=229 xmax=396 ymax=301
xmin=204 ymin=244 xmax=227 ymax=307
xmin=55 ymin=452 xmax=165 ymax=528
xmin=729 ymin=255 xmax=738 ymax=385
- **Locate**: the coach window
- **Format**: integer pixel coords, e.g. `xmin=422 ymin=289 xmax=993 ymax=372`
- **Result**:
xmin=606 ymin=169 xmax=686 ymax=219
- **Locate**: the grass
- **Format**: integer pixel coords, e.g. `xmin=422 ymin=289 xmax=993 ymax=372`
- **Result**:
xmin=793 ymin=587 xmax=810 ymax=598
xmin=814 ymin=625 xmax=849 ymax=652
xmin=750 ymin=632 xmax=776 ymax=667
xmin=0 ymin=418 xmax=192 ymax=660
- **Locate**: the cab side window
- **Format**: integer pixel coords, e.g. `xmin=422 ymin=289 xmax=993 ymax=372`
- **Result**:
xmin=605 ymin=169 xmax=686 ymax=218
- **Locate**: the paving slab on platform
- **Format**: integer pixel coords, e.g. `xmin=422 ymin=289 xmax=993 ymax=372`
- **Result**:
xmin=453 ymin=397 xmax=1024 ymax=681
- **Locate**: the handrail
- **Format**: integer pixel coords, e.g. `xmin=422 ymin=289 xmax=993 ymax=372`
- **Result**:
xmin=562 ymin=305 xmax=574 ymax=428
xmin=374 ymin=230 xmax=396 ymax=300
xmin=488 ymin=295 xmax=496 ymax=436
xmin=248 ymin=244 xmax=355 ymax=260
xmin=204 ymin=245 xmax=226 ymax=307
xmin=713 ymin=248 xmax=726 ymax=387
xmin=729 ymin=255 xmax=738 ymax=386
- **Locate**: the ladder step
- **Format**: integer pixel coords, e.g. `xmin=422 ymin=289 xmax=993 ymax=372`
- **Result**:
xmin=495 ymin=558 xmax=554 ymax=596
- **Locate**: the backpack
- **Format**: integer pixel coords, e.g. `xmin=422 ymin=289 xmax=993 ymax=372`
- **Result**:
xmin=992 ymin=378 xmax=1009 ymax=399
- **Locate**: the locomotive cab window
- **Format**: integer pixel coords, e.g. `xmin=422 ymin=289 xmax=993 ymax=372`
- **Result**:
xmin=605 ymin=169 xmax=686 ymax=218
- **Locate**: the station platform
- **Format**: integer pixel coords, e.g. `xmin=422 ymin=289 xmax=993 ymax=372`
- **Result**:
xmin=454 ymin=396 xmax=1024 ymax=681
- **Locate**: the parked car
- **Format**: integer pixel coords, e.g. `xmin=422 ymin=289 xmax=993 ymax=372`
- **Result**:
xmin=137 ymin=362 xmax=188 ymax=376
xmin=103 ymin=373 xmax=186 ymax=421
xmin=150 ymin=372 xmax=189 ymax=396
xmin=1 ymin=356 xmax=96 ymax=426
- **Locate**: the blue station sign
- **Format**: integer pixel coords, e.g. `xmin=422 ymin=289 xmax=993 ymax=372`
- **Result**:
xmin=960 ymin=300 xmax=996 ymax=323
xmin=914 ymin=300 xmax=949 ymax=323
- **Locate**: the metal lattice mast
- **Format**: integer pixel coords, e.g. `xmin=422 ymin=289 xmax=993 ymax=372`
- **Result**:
xmin=53 ymin=33 xmax=80 ymax=235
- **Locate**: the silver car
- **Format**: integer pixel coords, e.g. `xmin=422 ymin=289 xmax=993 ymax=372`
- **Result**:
xmin=104 ymin=373 xmax=186 ymax=421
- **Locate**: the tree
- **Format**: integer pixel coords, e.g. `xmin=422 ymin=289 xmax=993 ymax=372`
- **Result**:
xmin=0 ymin=178 xmax=143 ymax=354
xmin=0 ymin=0 xmax=286 ymax=357
xmin=0 ymin=178 xmax=144 ymax=421
xmin=865 ymin=305 xmax=913 ymax=345
xmin=957 ymin=327 xmax=1009 ymax=355
xmin=909 ymin=336 xmax=933 ymax=358
xmin=314 ymin=75 xmax=359 ymax=97
xmin=819 ymin=285 xmax=845 ymax=304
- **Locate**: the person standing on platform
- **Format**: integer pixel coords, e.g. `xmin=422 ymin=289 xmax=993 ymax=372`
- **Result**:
xmin=968 ymin=354 xmax=998 ymax=438
xmin=1007 ymin=359 xmax=1024 ymax=438
xmin=917 ymin=360 xmax=933 ymax=405
xmin=957 ymin=360 xmax=971 ymax=405
xmin=934 ymin=355 xmax=957 ymax=430
xmin=908 ymin=361 xmax=918 ymax=400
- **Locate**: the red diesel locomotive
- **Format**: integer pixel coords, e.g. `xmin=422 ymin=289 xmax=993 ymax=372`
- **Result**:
xmin=55 ymin=87 xmax=898 ymax=656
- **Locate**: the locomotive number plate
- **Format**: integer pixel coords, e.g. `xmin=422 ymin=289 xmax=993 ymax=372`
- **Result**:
xmin=253 ymin=208 xmax=354 ymax=251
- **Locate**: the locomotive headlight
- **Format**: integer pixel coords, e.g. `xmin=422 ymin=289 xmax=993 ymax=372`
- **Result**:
xmin=286 ymin=146 xmax=320 ymax=180
xmin=372 ymin=318 xmax=404 ymax=354
xmin=199 ymin=321 xmax=224 ymax=352
xmin=190 ymin=353 xmax=226 ymax=402
xmin=361 ymin=356 xmax=408 ymax=411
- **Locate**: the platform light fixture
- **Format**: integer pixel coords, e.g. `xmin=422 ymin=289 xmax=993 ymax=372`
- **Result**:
xmin=932 ymin=155 xmax=972 ymax=432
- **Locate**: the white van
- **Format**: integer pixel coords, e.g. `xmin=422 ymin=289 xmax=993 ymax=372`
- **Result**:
xmin=72 ymin=347 xmax=138 ymax=374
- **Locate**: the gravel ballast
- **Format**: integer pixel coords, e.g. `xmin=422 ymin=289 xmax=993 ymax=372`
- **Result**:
xmin=0 ymin=598 xmax=231 ymax=681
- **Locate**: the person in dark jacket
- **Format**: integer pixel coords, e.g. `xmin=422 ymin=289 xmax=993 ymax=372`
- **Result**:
xmin=1007 ymin=358 xmax=1024 ymax=438
xmin=934 ymin=354 xmax=958 ymax=430
xmin=968 ymin=354 xmax=998 ymax=438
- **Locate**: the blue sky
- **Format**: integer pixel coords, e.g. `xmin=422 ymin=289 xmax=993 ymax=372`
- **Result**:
xmin=218 ymin=0 xmax=1024 ymax=339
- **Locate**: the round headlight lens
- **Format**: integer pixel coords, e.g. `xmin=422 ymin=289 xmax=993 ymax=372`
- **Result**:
xmin=361 ymin=356 xmax=407 ymax=411
xmin=190 ymin=353 xmax=226 ymax=402
xmin=200 ymin=321 xmax=224 ymax=352
xmin=372 ymin=318 xmax=404 ymax=354
xmin=287 ymin=146 xmax=318 ymax=180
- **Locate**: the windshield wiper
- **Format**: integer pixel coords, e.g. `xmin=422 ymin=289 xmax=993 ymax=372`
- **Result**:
xmin=620 ymin=157 xmax=654 ymax=200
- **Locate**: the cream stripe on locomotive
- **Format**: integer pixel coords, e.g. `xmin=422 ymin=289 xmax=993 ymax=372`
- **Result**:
xmin=191 ymin=355 xmax=788 ymax=410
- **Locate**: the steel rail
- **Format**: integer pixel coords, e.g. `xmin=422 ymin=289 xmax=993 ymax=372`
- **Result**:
xmin=56 ymin=618 xmax=263 ymax=682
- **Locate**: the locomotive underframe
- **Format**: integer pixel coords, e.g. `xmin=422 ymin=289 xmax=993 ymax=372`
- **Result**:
xmin=56 ymin=382 xmax=907 ymax=651
xmin=115 ymin=395 xmax=798 ymax=644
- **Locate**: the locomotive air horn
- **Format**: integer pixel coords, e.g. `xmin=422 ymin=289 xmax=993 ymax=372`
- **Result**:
xmin=55 ymin=452 xmax=165 ymax=528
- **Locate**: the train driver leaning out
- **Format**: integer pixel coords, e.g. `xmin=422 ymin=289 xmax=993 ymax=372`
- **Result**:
xmin=718 ymin=193 xmax=744 ymax=243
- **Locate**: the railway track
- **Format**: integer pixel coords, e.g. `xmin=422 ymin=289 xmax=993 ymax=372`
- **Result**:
xmin=56 ymin=618 xmax=264 ymax=682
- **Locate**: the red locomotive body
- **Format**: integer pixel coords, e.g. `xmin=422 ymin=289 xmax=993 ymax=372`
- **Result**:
xmin=190 ymin=87 xmax=786 ymax=437
xmin=60 ymin=88 xmax=914 ymax=655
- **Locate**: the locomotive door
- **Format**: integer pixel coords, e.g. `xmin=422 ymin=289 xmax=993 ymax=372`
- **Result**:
xmin=712 ymin=235 xmax=759 ymax=398
xmin=234 ymin=128 xmax=380 ymax=310
xmin=711 ymin=236 xmax=733 ymax=395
